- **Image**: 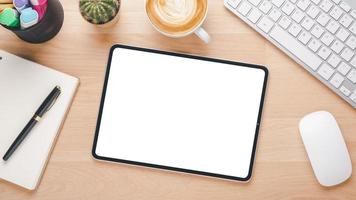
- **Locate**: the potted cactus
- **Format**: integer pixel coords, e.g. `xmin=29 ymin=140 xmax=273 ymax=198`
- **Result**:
xmin=79 ymin=0 xmax=121 ymax=27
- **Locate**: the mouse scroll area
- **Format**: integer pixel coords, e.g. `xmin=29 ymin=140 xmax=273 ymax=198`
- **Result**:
xmin=299 ymin=111 xmax=352 ymax=187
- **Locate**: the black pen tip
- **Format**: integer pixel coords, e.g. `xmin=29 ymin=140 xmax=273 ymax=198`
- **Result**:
xmin=2 ymin=153 xmax=9 ymax=161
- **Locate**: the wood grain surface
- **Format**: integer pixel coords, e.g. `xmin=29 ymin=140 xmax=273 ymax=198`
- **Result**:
xmin=1 ymin=0 xmax=355 ymax=199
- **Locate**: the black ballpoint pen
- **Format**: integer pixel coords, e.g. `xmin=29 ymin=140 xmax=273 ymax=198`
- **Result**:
xmin=2 ymin=86 xmax=61 ymax=161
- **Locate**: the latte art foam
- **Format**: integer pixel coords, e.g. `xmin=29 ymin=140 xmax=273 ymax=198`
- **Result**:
xmin=155 ymin=0 xmax=197 ymax=25
xmin=146 ymin=0 xmax=207 ymax=36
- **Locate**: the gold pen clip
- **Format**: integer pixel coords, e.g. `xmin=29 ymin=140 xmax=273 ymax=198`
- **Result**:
xmin=34 ymin=115 xmax=42 ymax=122
xmin=46 ymin=86 xmax=61 ymax=112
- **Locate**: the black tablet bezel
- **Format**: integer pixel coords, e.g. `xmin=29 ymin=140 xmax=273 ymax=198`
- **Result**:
xmin=92 ymin=44 xmax=268 ymax=182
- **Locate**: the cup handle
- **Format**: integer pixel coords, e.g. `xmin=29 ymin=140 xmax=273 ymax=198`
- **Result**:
xmin=194 ymin=27 xmax=211 ymax=43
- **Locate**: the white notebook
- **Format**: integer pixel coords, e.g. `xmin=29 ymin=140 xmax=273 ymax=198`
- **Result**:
xmin=0 ymin=50 xmax=79 ymax=190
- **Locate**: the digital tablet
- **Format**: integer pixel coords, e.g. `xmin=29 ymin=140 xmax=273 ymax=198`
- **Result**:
xmin=92 ymin=45 xmax=268 ymax=181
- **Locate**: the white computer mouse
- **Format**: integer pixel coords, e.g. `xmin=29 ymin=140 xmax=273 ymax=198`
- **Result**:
xmin=299 ymin=111 xmax=352 ymax=187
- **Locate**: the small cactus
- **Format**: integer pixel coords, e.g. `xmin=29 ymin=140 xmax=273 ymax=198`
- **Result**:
xmin=79 ymin=0 xmax=120 ymax=25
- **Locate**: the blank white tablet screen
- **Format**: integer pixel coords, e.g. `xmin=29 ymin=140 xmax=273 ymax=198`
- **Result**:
xmin=95 ymin=47 xmax=266 ymax=179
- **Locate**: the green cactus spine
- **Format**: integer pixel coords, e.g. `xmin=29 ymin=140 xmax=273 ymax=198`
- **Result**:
xmin=79 ymin=0 xmax=120 ymax=25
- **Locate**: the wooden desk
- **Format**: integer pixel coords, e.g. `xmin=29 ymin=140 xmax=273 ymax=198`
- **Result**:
xmin=1 ymin=0 xmax=355 ymax=199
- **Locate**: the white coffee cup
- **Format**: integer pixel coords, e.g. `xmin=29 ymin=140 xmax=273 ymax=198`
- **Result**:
xmin=145 ymin=0 xmax=211 ymax=43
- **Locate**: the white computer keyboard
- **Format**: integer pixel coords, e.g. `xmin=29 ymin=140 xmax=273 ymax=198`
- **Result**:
xmin=224 ymin=0 xmax=356 ymax=108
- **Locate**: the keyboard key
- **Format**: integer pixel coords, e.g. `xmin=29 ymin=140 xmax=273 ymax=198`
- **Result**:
xmin=311 ymin=0 xmax=321 ymax=5
xmin=336 ymin=28 xmax=350 ymax=42
xmin=238 ymin=2 xmax=252 ymax=16
xmin=350 ymin=23 xmax=356 ymax=34
xmin=319 ymin=0 xmax=333 ymax=12
xmin=259 ymin=1 xmax=272 ymax=14
xmin=328 ymin=54 xmax=341 ymax=67
xmin=279 ymin=16 xmax=292 ymax=29
xmin=329 ymin=6 xmax=343 ymax=20
xmin=301 ymin=17 xmax=314 ymax=30
xmin=292 ymin=9 xmax=305 ymax=23
xmin=248 ymin=9 xmax=262 ymax=23
xmin=331 ymin=0 xmax=340 ymax=4
xmin=227 ymin=0 xmax=241 ymax=8
xmin=317 ymin=13 xmax=330 ymax=26
xmin=350 ymin=93 xmax=356 ymax=103
xmin=270 ymin=26 xmax=323 ymax=70
xmin=257 ymin=16 xmax=274 ymax=33
xmin=288 ymin=23 xmax=302 ymax=36
xmin=248 ymin=0 xmax=262 ymax=6
xmin=347 ymin=69 xmax=356 ymax=83
xmin=341 ymin=48 xmax=354 ymax=61
xmin=351 ymin=57 xmax=356 ymax=67
xmin=297 ymin=0 xmax=311 ymax=11
xmin=269 ymin=9 xmax=282 ymax=22
xmin=330 ymin=40 xmax=345 ymax=54
xmin=272 ymin=0 xmax=285 ymax=7
xmin=340 ymin=14 xmax=353 ymax=28
xmin=330 ymin=73 xmax=344 ymax=88
xmin=318 ymin=46 xmax=332 ymax=59
xmin=282 ymin=2 xmax=295 ymax=15
xmin=308 ymin=39 xmax=322 ymax=52
xmin=340 ymin=2 xmax=351 ymax=12
xmin=311 ymin=25 xmax=324 ymax=38
xmin=307 ymin=5 xmax=320 ymax=19
xmin=321 ymin=32 xmax=334 ymax=46
xmin=317 ymin=63 xmax=334 ymax=80
xmin=340 ymin=85 xmax=351 ymax=96
xmin=298 ymin=31 xmax=312 ymax=44
xmin=337 ymin=62 xmax=351 ymax=75
xmin=351 ymin=10 xmax=356 ymax=19
xmin=326 ymin=20 xmax=340 ymax=34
